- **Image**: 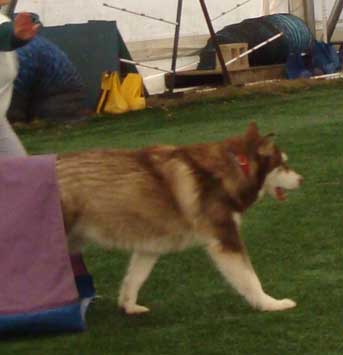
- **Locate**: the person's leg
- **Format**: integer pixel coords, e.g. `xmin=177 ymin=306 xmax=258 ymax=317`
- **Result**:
xmin=0 ymin=71 xmax=27 ymax=156
xmin=0 ymin=118 xmax=26 ymax=156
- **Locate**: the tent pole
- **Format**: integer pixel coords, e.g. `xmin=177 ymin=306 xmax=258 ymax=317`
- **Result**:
xmin=0 ymin=0 xmax=17 ymax=18
xmin=168 ymin=0 xmax=183 ymax=93
xmin=199 ymin=0 xmax=231 ymax=85
xmin=303 ymin=0 xmax=316 ymax=38
xmin=321 ymin=0 xmax=328 ymax=43
xmin=327 ymin=0 xmax=343 ymax=41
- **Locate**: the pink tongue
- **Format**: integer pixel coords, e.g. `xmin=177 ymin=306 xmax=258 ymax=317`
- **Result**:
xmin=275 ymin=187 xmax=286 ymax=201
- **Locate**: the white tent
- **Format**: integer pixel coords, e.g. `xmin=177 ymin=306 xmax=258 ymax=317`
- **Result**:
xmin=13 ymin=1 xmax=343 ymax=94
xmin=15 ymin=0 xmax=262 ymax=41
xmin=14 ymin=1 xmax=343 ymax=40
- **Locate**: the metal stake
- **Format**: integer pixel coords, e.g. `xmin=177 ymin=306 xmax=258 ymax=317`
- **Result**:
xmin=327 ymin=0 xmax=343 ymax=41
xmin=168 ymin=0 xmax=183 ymax=93
xmin=199 ymin=0 xmax=230 ymax=85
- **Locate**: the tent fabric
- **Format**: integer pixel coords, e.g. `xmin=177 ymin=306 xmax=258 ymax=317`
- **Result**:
xmin=13 ymin=1 xmax=343 ymax=44
xmin=14 ymin=1 xmax=262 ymax=42
xmin=268 ymin=0 xmax=305 ymax=19
xmin=40 ymin=20 xmax=120 ymax=109
xmin=0 ymin=155 xmax=94 ymax=334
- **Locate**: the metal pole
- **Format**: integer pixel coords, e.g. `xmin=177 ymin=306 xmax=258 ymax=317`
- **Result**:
xmin=103 ymin=3 xmax=178 ymax=26
xmin=211 ymin=0 xmax=253 ymax=22
xmin=199 ymin=0 xmax=230 ymax=85
xmin=321 ymin=0 xmax=328 ymax=43
xmin=327 ymin=0 xmax=343 ymax=41
xmin=120 ymin=58 xmax=173 ymax=73
xmin=0 ymin=0 xmax=17 ymax=18
xmin=303 ymin=0 xmax=316 ymax=38
xmin=168 ymin=0 xmax=183 ymax=93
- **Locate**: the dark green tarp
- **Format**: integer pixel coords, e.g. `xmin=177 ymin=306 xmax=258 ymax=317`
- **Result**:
xmin=9 ymin=20 xmax=137 ymax=122
xmin=198 ymin=14 xmax=314 ymax=70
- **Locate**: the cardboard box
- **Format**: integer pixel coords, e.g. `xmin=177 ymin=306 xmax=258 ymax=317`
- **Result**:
xmin=216 ymin=43 xmax=249 ymax=71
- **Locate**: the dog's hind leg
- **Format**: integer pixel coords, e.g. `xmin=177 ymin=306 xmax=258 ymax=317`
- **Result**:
xmin=118 ymin=251 xmax=159 ymax=315
xmin=206 ymin=218 xmax=296 ymax=312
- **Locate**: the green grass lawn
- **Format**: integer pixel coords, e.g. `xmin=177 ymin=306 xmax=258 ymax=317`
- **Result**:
xmin=3 ymin=81 xmax=343 ymax=354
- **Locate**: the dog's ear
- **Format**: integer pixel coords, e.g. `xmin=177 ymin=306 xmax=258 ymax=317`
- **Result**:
xmin=245 ymin=121 xmax=260 ymax=142
xmin=258 ymin=133 xmax=276 ymax=156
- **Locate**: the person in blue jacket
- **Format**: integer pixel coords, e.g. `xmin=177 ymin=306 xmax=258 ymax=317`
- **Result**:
xmin=0 ymin=1 xmax=38 ymax=156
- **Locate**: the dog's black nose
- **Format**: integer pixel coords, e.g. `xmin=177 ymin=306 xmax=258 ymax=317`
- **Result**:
xmin=298 ymin=176 xmax=304 ymax=185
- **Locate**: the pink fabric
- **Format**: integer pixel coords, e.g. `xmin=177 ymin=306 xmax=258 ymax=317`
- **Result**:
xmin=0 ymin=155 xmax=78 ymax=314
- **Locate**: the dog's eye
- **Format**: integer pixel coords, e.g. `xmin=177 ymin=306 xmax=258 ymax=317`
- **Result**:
xmin=277 ymin=165 xmax=289 ymax=173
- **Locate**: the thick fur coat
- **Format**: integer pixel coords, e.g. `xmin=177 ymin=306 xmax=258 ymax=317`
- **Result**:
xmin=56 ymin=122 xmax=303 ymax=314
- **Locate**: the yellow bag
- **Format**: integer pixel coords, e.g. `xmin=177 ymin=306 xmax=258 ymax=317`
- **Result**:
xmin=97 ymin=72 xmax=129 ymax=115
xmin=104 ymin=72 xmax=130 ymax=114
xmin=120 ymin=73 xmax=146 ymax=111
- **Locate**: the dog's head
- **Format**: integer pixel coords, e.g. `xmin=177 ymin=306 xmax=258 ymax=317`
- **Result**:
xmin=244 ymin=122 xmax=303 ymax=201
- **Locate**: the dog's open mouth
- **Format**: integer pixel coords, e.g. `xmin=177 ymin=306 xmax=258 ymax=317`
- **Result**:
xmin=275 ymin=187 xmax=287 ymax=201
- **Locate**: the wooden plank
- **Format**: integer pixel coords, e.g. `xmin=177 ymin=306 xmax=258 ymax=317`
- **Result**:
xmin=165 ymin=64 xmax=286 ymax=89
xmin=230 ymin=64 xmax=286 ymax=85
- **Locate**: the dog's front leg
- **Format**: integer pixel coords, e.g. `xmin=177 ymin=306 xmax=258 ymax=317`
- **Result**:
xmin=206 ymin=219 xmax=296 ymax=311
xmin=118 ymin=251 xmax=159 ymax=315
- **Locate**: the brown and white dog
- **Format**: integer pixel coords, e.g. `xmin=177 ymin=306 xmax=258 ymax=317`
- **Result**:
xmin=56 ymin=122 xmax=303 ymax=315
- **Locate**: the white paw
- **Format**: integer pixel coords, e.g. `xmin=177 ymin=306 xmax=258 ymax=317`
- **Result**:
xmin=122 ymin=304 xmax=150 ymax=315
xmin=260 ymin=298 xmax=297 ymax=312
xmin=117 ymin=293 xmax=126 ymax=308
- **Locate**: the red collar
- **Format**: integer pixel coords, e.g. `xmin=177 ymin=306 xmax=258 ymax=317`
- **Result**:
xmin=236 ymin=154 xmax=250 ymax=177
